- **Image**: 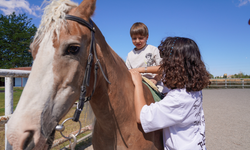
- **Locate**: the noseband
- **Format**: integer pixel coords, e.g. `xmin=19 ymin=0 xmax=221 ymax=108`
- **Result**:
xmin=65 ymin=15 xmax=111 ymax=122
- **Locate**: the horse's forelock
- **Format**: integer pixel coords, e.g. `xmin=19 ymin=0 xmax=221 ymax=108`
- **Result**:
xmin=33 ymin=0 xmax=78 ymax=45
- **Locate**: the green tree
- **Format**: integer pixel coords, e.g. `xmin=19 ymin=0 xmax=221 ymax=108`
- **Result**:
xmin=0 ymin=12 xmax=37 ymax=69
xmin=209 ymin=74 xmax=214 ymax=79
xmin=231 ymin=72 xmax=250 ymax=78
xmin=223 ymin=73 xmax=227 ymax=78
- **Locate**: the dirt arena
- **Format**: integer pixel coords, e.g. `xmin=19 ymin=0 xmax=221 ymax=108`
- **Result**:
xmin=203 ymin=89 xmax=250 ymax=150
xmin=80 ymin=89 xmax=250 ymax=150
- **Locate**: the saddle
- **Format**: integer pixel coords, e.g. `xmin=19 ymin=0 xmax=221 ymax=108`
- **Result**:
xmin=142 ymin=76 xmax=164 ymax=102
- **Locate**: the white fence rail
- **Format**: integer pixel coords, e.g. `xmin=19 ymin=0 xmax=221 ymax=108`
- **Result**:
xmin=207 ymin=78 xmax=250 ymax=89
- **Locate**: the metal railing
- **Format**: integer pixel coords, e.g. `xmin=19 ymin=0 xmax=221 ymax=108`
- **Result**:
xmin=0 ymin=69 xmax=31 ymax=150
xmin=207 ymin=78 xmax=250 ymax=89
xmin=0 ymin=69 xmax=94 ymax=150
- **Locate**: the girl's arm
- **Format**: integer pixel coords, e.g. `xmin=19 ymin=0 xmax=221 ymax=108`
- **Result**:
xmin=129 ymin=70 xmax=147 ymax=123
xmin=130 ymin=66 xmax=160 ymax=74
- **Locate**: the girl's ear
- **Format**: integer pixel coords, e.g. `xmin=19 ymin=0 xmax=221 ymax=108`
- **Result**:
xmin=75 ymin=0 xmax=96 ymax=19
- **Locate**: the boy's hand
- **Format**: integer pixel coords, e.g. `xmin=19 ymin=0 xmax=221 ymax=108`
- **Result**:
xmin=129 ymin=70 xmax=142 ymax=86
xmin=129 ymin=67 xmax=143 ymax=73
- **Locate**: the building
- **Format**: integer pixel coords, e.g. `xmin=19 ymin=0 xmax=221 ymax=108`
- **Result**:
xmin=10 ymin=67 xmax=31 ymax=87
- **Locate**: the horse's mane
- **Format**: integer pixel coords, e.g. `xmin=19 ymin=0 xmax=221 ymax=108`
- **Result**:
xmin=34 ymin=0 xmax=78 ymax=44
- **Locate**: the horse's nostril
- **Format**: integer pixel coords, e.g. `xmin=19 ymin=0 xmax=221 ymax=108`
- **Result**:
xmin=23 ymin=131 xmax=35 ymax=150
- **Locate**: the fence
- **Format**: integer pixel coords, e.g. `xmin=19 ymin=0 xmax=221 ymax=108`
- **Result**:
xmin=0 ymin=69 xmax=94 ymax=150
xmin=0 ymin=69 xmax=30 ymax=150
xmin=207 ymin=78 xmax=250 ymax=89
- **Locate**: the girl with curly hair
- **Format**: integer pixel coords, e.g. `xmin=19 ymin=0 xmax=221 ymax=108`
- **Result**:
xmin=130 ymin=37 xmax=210 ymax=150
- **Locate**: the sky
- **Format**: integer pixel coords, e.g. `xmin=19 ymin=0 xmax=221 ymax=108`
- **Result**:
xmin=0 ymin=0 xmax=249 ymax=77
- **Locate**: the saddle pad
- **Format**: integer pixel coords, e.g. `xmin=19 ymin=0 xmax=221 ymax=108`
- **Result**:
xmin=142 ymin=76 xmax=162 ymax=102
xmin=142 ymin=76 xmax=159 ymax=92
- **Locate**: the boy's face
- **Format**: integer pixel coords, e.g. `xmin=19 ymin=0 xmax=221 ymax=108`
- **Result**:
xmin=131 ymin=34 xmax=148 ymax=50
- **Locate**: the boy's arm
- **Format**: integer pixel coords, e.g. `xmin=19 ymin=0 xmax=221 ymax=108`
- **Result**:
xmin=130 ymin=66 xmax=160 ymax=74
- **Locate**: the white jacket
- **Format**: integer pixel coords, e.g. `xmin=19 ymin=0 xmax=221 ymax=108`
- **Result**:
xmin=140 ymin=89 xmax=206 ymax=150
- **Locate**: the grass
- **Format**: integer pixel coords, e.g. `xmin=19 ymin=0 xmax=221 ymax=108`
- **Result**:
xmin=0 ymin=87 xmax=23 ymax=116
xmin=0 ymin=87 xmax=94 ymax=149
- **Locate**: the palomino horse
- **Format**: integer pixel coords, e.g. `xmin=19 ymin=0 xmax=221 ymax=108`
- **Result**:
xmin=7 ymin=0 xmax=163 ymax=149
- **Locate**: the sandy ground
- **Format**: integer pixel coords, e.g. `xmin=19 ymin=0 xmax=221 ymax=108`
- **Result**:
xmin=79 ymin=89 xmax=250 ymax=150
xmin=203 ymin=89 xmax=250 ymax=150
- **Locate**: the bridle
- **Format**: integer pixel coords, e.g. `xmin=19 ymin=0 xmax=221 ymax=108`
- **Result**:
xmin=66 ymin=15 xmax=111 ymax=121
xmin=55 ymin=15 xmax=111 ymax=138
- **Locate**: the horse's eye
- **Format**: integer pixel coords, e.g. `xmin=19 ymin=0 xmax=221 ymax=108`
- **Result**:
xmin=66 ymin=46 xmax=80 ymax=55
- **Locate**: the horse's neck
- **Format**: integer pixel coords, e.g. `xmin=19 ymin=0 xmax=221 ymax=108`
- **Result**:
xmin=94 ymin=25 xmax=132 ymax=97
xmin=89 ymin=29 xmax=135 ymax=131
xmin=92 ymin=45 xmax=134 ymax=112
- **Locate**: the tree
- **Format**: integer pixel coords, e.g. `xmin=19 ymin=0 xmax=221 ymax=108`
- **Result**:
xmin=223 ymin=73 xmax=227 ymax=78
xmin=231 ymin=72 xmax=250 ymax=78
xmin=0 ymin=12 xmax=37 ymax=69
xmin=209 ymin=74 xmax=214 ymax=79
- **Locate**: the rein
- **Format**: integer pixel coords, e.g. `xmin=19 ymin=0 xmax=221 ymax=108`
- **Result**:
xmin=55 ymin=15 xmax=111 ymax=138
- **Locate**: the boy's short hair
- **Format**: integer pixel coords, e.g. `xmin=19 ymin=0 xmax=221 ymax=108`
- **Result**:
xmin=130 ymin=22 xmax=148 ymax=37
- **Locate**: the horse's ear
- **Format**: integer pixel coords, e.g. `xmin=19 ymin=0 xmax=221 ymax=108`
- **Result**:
xmin=76 ymin=0 xmax=96 ymax=19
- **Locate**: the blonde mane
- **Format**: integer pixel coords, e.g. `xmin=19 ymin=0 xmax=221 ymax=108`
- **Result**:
xmin=34 ymin=0 xmax=78 ymax=44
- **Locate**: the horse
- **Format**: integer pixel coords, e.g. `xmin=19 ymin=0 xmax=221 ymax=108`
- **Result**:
xmin=7 ymin=0 xmax=163 ymax=149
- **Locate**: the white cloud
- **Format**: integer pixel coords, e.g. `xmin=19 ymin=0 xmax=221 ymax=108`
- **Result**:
xmin=238 ymin=0 xmax=250 ymax=7
xmin=0 ymin=0 xmax=42 ymax=17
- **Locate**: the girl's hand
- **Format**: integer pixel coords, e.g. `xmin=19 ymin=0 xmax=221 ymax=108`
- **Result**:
xmin=129 ymin=70 xmax=146 ymax=124
xmin=129 ymin=70 xmax=142 ymax=86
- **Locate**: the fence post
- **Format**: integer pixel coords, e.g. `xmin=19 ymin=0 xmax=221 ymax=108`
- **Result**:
xmin=242 ymin=79 xmax=244 ymax=89
xmin=5 ymin=77 xmax=13 ymax=150
xmin=225 ymin=79 xmax=227 ymax=89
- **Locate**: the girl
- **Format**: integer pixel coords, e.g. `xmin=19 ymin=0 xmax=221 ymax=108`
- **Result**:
xmin=130 ymin=37 xmax=210 ymax=150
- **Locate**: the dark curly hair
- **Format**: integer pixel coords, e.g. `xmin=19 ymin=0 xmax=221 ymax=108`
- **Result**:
xmin=158 ymin=37 xmax=210 ymax=92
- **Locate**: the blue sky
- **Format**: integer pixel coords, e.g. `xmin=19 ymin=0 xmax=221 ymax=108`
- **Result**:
xmin=0 ymin=0 xmax=249 ymax=77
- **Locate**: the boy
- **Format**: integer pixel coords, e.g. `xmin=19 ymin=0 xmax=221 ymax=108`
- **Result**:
xmin=126 ymin=22 xmax=162 ymax=85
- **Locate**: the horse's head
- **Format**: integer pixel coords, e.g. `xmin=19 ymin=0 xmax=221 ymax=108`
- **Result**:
xmin=7 ymin=0 xmax=100 ymax=149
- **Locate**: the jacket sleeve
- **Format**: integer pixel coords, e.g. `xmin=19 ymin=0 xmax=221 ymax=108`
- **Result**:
xmin=140 ymin=90 xmax=193 ymax=133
